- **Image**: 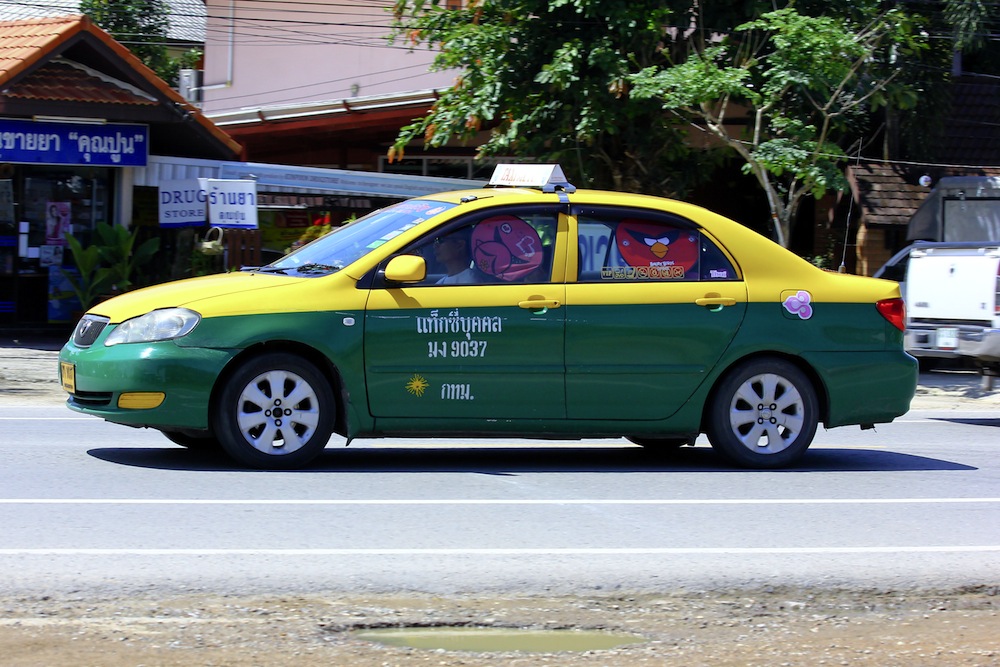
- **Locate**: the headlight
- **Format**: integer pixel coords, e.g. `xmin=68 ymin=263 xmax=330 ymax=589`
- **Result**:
xmin=104 ymin=308 xmax=201 ymax=346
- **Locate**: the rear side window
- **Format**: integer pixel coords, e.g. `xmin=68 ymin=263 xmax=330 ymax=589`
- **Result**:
xmin=577 ymin=212 xmax=736 ymax=282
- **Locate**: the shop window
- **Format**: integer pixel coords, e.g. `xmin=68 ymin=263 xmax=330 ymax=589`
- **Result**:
xmin=0 ymin=165 xmax=112 ymax=324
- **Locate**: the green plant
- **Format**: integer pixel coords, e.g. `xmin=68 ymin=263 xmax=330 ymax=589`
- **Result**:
xmin=61 ymin=234 xmax=115 ymax=312
xmin=61 ymin=222 xmax=160 ymax=311
xmin=92 ymin=222 xmax=160 ymax=291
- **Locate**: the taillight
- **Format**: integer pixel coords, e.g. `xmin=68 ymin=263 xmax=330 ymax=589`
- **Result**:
xmin=877 ymin=298 xmax=906 ymax=332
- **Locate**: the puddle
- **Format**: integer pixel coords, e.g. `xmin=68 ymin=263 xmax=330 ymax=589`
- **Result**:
xmin=353 ymin=626 xmax=646 ymax=653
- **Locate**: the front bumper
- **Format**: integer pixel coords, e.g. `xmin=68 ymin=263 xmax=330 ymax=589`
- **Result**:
xmin=59 ymin=336 xmax=237 ymax=430
xmin=906 ymin=325 xmax=1000 ymax=362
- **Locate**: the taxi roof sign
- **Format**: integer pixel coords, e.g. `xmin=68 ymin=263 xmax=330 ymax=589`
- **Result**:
xmin=488 ymin=164 xmax=576 ymax=192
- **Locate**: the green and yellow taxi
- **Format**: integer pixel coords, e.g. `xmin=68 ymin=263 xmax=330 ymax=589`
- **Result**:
xmin=59 ymin=165 xmax=917 ymax=469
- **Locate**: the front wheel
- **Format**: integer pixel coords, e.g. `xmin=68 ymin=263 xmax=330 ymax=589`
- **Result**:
xmin=213 ymin=352 xmax=335 ymax=469
xmin=706 ymin=358 xmax=818 ymax=469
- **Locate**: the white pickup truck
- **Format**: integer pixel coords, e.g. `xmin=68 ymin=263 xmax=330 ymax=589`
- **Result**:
xmin=883 ymin=242 xmax=1000 ymax=387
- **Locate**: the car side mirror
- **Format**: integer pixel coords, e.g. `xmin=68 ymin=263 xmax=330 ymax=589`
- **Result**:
xmin=384 ymin=254 xmax=427 ymax=283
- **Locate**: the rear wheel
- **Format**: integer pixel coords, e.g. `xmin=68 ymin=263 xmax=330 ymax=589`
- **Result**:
xmin=213 ymin=352 xmax=334 ymax=469
xmin=706 ymin=358 xmax=818 ymax=468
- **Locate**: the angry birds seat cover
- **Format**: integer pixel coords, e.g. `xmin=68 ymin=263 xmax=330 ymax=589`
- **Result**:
xmin=615 ymin=220 xmax=698 ymax=275
xmin=471 ymin=216 xmax=544 ymax=281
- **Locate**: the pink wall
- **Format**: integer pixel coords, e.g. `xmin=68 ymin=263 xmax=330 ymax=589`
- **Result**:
xmin=202 ymin=0 xmax=455 ymax=114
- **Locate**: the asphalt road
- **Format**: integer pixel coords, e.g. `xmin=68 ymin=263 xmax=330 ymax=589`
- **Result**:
xmin=1 ymin=338 xmax=998 ymax=597
xmin=1 ymin=354 xmax=998 ymax=597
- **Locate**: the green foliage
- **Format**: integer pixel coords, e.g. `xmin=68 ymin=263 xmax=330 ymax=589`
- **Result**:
xmin=61 ymin=223 xmax=160 ymax=311
xmin=391 ymin=2 xmax=988 ymax=250
xmin=630 ymin=6 xmax=926 ymax=246
xmin=80 ymin=0 xmax=199 ymax=86
xmin=92 ymin=222 xmax=161 ymax=291
xmin=390 ymin=0 xmax=712 ymax=196
xmin=61 ymin=234 xmax=116 ymax=313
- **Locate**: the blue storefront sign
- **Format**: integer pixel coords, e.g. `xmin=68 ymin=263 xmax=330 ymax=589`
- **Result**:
xmin=0 ymin=118 xmax=148 ymax=167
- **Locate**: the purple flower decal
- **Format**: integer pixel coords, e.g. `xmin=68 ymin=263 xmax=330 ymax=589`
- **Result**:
xmin=783 ymin=290 xmax=813 ymax=320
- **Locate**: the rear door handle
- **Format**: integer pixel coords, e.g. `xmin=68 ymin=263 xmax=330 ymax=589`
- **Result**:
xmin=518 ymin=299 xmax=561 ymax=310
xmin=695 ymin=294 xmax=737 ymax=308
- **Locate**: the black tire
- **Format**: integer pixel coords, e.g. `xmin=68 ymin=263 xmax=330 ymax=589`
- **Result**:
xmin=212 ymin=352 xmax=334 ymax=469
xmin=626 ymin=436 xmax=690 ymax=449
xmin=161 ymin=430 xmax=220 ymax=450
xmin=706 ymin=358 xmax=818 ymax=469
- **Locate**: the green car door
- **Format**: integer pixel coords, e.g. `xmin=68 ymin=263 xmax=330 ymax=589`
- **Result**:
xmin=565 ymin=209 xmax=748 ymax=420
xmin=363 ymin=208 xmax=567 ymax=420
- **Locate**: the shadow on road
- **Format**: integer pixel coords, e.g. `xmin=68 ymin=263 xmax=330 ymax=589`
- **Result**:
xmin=87 ymin=444 xmax=977 ymax=474
xmin=932 ymin=417 xmax=1000 ymax=428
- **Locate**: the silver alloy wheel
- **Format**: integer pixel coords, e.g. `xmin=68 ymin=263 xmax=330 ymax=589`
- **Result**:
xmin=236 ymin=369 xmax=321 ymax=455
xmin=727 ymin=372 xmax=805 ymax=454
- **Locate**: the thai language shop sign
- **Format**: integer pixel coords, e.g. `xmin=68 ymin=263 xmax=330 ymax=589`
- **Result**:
xmin=0 ymin=118 xmax=148 ymax=167
xmin=158 ymin=179 xmax=257 ymax=229
xmin=205 ymin=179 xmax=257 ymax=229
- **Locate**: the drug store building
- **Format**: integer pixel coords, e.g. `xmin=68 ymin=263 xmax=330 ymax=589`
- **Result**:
xmin=0 ymin=15 xmax=242 ymax=329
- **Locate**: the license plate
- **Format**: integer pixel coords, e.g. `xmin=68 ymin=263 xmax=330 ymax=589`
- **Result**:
xmin=60 ymin=361 xmax=76 ymax=393
xmin=936 ymin=327 xmax=959 ymax=350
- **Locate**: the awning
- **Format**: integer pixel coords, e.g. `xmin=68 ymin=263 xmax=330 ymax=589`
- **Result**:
xmin=132 ymin=155 xmax=484 ymax=198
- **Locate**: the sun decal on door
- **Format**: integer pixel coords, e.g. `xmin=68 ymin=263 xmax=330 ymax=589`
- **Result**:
xmin=406 ymin=374 xmax=429 ymax=397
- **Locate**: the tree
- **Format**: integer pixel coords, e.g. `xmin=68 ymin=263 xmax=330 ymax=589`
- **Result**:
xmin=390 ymin=0 xmax=747 ymax=196
xmin=631 ymin=7 xmax=926 ymax=247
xmin=80 ymin=0 xmax=199 ymax=86
xmin=391 ymin=1 xmax=926 ymax=248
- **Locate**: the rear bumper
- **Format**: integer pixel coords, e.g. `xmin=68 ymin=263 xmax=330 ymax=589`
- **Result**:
xmin=802 ymin=349 xmax=917 ymax=427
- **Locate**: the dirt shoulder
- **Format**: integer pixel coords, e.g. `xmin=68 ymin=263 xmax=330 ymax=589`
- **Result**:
xmin=1 ymin=587 xmax=998 ymax=666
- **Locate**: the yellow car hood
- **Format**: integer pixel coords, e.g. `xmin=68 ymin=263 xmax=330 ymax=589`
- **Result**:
xmin=88 ymin=272 xmax=314 ymax=324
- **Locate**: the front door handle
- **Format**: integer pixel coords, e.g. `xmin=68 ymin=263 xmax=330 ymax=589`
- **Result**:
xmin=695 ymin=293 xmax=737 ymax=309
xmin=518 ymin=299 xmax=561 ymax=311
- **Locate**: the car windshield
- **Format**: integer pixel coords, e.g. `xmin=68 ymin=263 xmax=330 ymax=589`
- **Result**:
xmin=257 ymin=199 xmax=457 ymax=276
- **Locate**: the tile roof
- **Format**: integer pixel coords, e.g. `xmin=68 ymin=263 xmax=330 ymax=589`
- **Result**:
xmin=0 ymin=15 xmax=241 ymax=158
xmin=851 ymin=162 xmax=1000 ymax=227
xmin=4 ymin=58 xmax=158 ymax=105
xmin=850 ymin=163 xmax=930 ymax=227
xmin=0 ymin=14 xmax=81 ymax=79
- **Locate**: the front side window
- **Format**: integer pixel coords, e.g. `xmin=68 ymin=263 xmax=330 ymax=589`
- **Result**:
xmin=401 ymin=208 xmax=559 ymax=286
xmin=577 ymin=211 xmax=736 ymax=282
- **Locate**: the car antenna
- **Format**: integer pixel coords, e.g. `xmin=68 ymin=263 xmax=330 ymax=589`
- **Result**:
xmin=839 ymin=143 xmax=863 ymax=273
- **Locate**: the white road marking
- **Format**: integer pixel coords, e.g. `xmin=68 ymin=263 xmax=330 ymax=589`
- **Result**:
xmin=0 ymin=498 xmax=998 ymax=505
xmin=0 ymin=546 xmax=997 ymax=556
xmin=0 ymin=417 xmax=93 ymax=420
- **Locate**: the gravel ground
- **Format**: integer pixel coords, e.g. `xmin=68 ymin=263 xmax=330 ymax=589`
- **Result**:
xmin=1 ymin=588 xmax=997 ymax=666
xmin=2 ymin=336 xmax=998 ymax=665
